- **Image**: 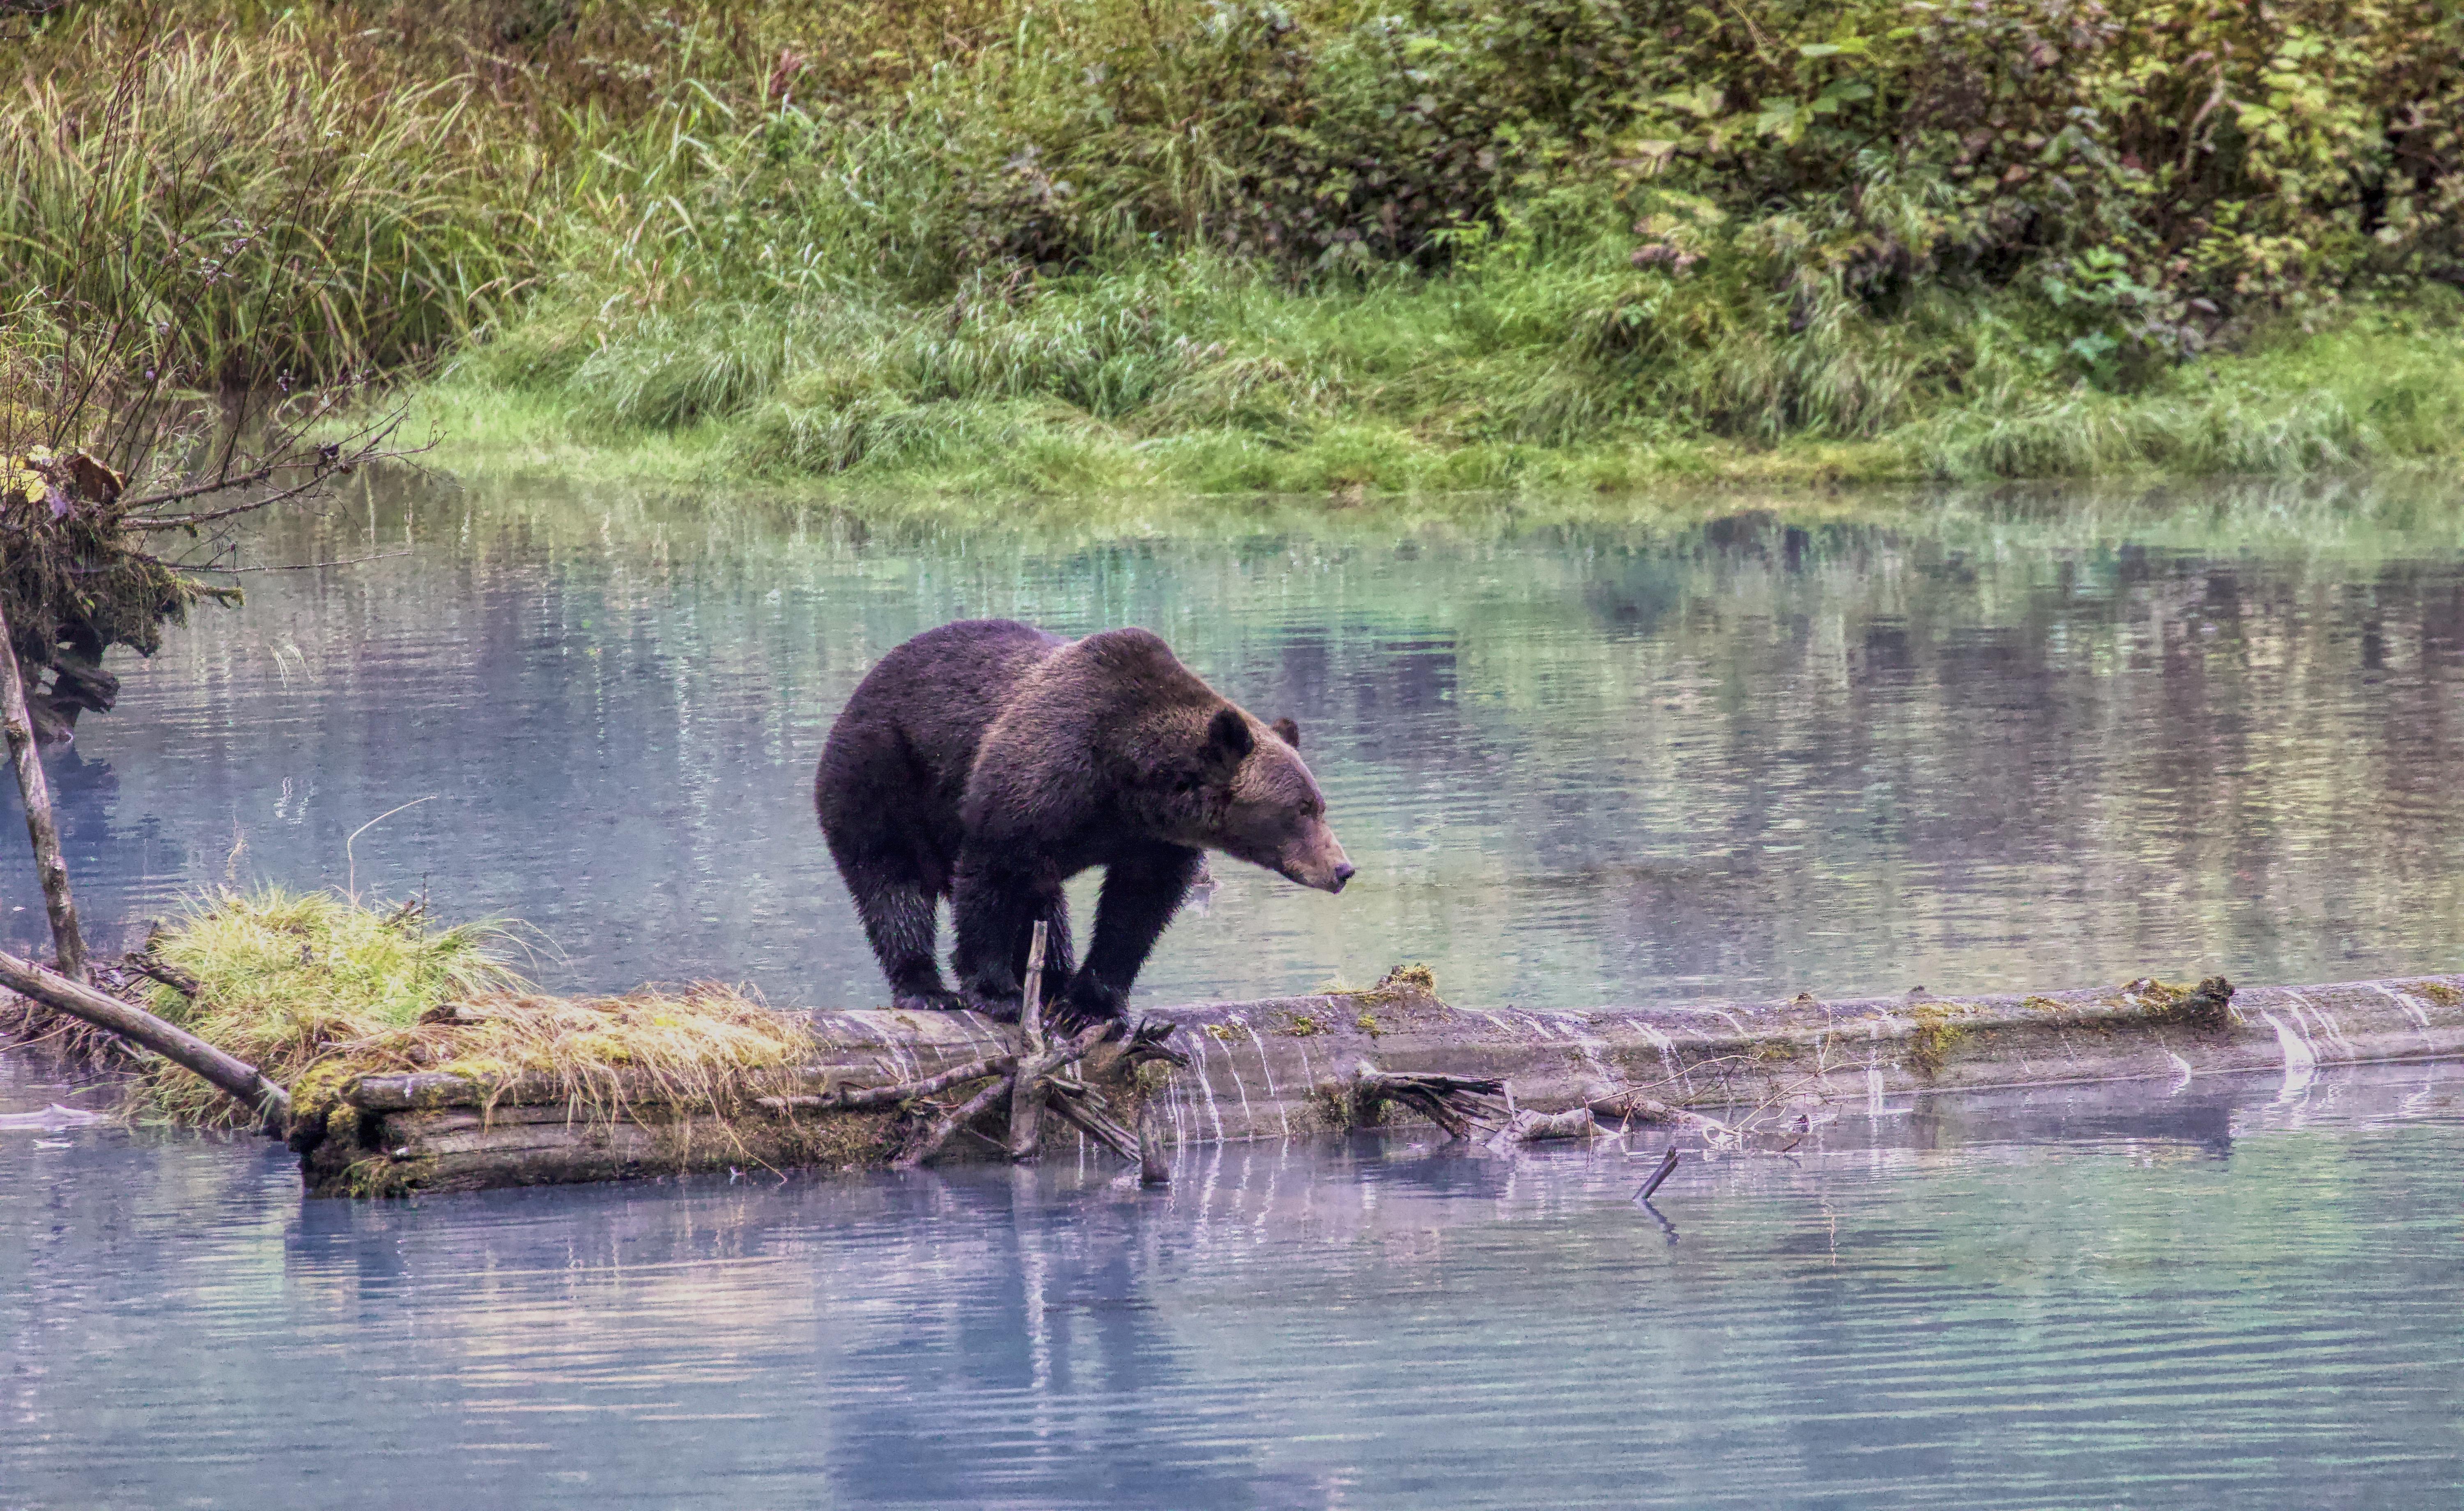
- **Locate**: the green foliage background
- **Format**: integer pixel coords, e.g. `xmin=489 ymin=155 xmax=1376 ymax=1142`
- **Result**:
xmin=13 ymin=0 xmax=2464 ymax=491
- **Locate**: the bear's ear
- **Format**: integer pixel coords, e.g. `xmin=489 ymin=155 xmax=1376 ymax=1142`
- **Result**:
xmin=1271 ymin=716 xmax=1300 ymax=750
xmin=1205 ymin=706 xmax=1254 ymax=764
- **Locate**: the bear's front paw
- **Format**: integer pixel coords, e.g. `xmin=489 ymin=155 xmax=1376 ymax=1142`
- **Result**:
xmin=1049 ymin=981 xmax=1128 ymax=1035
xmin=892 ymin=989 xmax=973 ymax=1014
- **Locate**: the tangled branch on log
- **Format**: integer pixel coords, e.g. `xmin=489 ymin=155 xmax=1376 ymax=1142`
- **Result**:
xmin=1350 ymin=1061 xmax=1511 ymax=1138
xmin=1044 ymin=1078 xmax=1140 ymax=1160
xmin=892 ymin=1071 xmax=1018 ymax=1170
xmin=1117 ymin=1017 xmax=1189 ymax=1070
xmin=892 ymin=1016 xmax=1120 ymax=1169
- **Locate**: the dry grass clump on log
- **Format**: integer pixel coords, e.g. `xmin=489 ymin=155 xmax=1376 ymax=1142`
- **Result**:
xmin=137 ymin=889 xmax=811 ymax=1127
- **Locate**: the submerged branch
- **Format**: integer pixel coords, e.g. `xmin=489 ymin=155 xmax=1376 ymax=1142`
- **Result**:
xmin=0 ymin=945 xmax=289 ymax=1128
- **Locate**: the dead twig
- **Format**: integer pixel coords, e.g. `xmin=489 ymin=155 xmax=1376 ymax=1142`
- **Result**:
xmin=755 ymin=1051 xmax=1021 ymax=1114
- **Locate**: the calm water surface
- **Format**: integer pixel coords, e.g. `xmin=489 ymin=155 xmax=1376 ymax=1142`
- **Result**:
xmin=5 ymin=1056 xmax=2463 ymax=1508
xmin=6 ymin=478 xmax=2464 ymax=1507
xmin=4 ymin=475 xmax=2461 ymax=1008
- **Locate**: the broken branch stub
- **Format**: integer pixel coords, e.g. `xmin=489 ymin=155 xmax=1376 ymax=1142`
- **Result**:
xmin=1043 ymin=1079 xmax=1140 ymax=1160
xmin=1007 ymin=921 xmax=1050 ymax=1160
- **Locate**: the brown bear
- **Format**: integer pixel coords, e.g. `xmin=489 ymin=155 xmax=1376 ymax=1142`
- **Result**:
xmin=815 ymin=619 xmax=1352 ymax=1025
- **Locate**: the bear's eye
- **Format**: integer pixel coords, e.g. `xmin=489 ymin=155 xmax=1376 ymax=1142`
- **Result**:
xmin=1300 ymin=798 xmax=1322 ymax=818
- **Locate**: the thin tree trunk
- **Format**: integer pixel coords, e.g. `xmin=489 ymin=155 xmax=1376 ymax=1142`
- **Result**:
xmin=0 ymin=604 xmax=86 ymax=983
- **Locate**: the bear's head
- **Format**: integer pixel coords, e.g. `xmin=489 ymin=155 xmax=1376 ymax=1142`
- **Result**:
xmin=1190 ymin=706 xmax=1354 ymax=893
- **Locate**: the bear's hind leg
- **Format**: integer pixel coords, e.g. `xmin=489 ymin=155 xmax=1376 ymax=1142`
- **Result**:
xmin=842 ymin=860 xmax=960 ymax=1011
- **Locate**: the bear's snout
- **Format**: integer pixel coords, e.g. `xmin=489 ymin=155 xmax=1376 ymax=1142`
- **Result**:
xmin=1280 ymin=825 xmax=1353 ymax=893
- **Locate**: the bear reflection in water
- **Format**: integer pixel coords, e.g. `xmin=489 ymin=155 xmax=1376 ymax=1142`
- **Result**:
xmin=816 ymin=619 xmax=1352 ymax=1026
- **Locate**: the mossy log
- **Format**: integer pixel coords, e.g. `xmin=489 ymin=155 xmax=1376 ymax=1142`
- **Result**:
xmin=291 ymin=972 xmax=2464 ymax=1198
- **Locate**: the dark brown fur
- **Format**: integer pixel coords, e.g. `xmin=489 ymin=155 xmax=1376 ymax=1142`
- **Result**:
xmin=816 ymin=620 xmax=1351 ymax=1023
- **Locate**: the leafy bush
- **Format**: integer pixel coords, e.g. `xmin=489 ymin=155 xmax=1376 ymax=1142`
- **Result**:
xmin=14 ymin=0 xmax=2464 ymax=479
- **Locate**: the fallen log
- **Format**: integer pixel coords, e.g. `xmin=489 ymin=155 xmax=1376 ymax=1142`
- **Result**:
xmin=0 ymin=946 xmax=290 ymax=1128
xmin=270 ymin=968 xmax=2464 ymax=1198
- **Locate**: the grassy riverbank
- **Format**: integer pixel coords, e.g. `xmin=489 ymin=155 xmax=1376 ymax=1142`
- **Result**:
xmin=13 ymin=1 xmax=2464 ymax=501
xmin=417 ymin=306 xmax=2464 ymax=497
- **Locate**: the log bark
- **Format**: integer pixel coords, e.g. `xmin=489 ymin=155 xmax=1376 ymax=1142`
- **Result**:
xmin=0 ymin=946 xmax=288 ymax=1127
xmin=0 ymin=602 xmax=87 ymax=983
xmin=1007 ymin=921 xmax=1049 ymax=1160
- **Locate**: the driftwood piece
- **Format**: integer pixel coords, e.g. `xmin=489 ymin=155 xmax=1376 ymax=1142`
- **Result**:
xmin=1007 ymin=921 xmax=1050 ymax=1160
xmin=898 ymin=1016 xmax=1118 ymax=1169
xmin=0 ymin=946 xmax=289 ymax=1126
xmin=1582 ymin=1085 xmax=1737 ymax=1139
xmin=1351 ymin=1061 xmax=1511 ymax=1139
xmin=0 ymin=600 xmax=87 ymax=982
xmin=1635 ymin=1147 xmax=1680 ymax=1202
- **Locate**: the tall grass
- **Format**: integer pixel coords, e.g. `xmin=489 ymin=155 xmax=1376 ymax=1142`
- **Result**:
xmin=138 ymin=888 xmax=815 ymax=1128
xmin=0 ymin=26 xmax=532 ymax=385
